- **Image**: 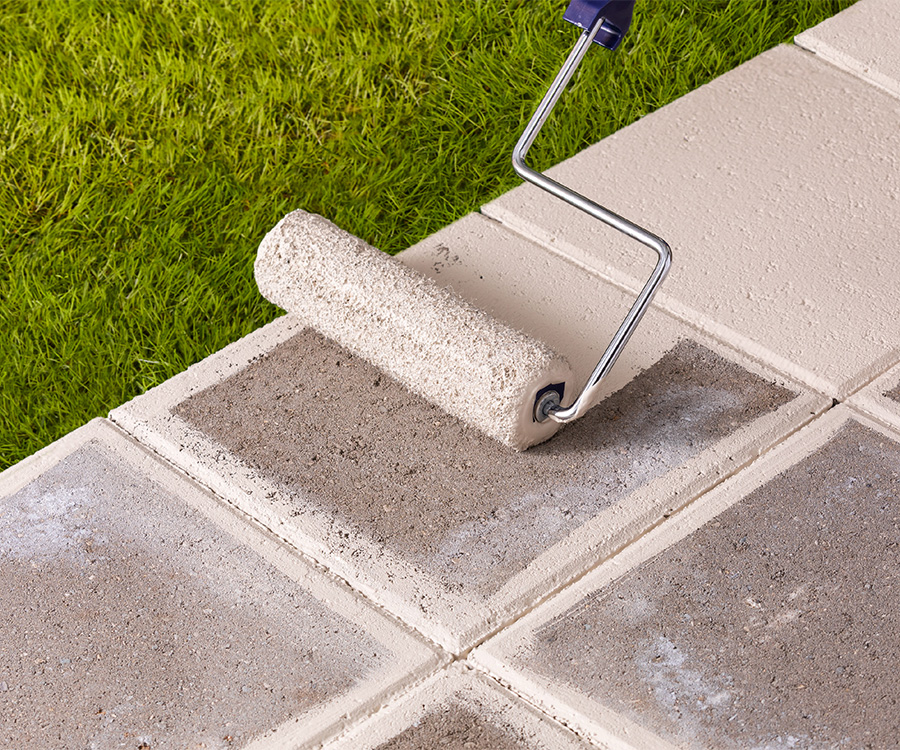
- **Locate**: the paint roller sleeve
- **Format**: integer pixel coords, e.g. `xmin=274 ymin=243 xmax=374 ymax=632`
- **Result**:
xmin=254 ymin=210 xmax=575 ymax=450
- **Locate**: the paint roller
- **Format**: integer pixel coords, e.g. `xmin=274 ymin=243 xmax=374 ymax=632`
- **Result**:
xmin=255 ymin=0 xmax=671 ymax=450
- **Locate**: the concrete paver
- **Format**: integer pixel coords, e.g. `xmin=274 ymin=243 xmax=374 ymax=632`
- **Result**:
xmin=846 ymin=361 xmax=900 ymax=432
xmin=111 ymin=214 xmax=825 ymax=652
xmin=796 ymin=0 xmax=900 ymax=100
xmin=0 ymin=420 xmax=442 ymax=750
xmin=321 ymin=664 xmax=591 ymax=750
xmin=474 ymin=406 xmax=900 ymax=749
xmin=482 ymin=44 xmax=900 ymax=399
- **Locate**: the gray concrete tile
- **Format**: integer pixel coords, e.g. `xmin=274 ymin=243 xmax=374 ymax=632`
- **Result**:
xmin=111 ymin=217 xmax=825 ymax=652
xmin=796 ymin=0 xmax=900 ymax=100
xmin=482 ymin=44 xmax=900 ymax=399
xmin=0 ymin=420 xmax=442 ymax=750
xmin=475 ymin=407 xmax=900 ymax=748
xmin=322 ymin=665 xmax=591 ymax=749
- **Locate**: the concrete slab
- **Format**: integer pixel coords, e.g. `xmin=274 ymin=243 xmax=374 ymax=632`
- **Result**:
xmin=474 ymin=406 xmax=900 ymax=749
xmin=0 ymin=420 xmax=442 ymax=750
xmin=796 ymin=0 xmax=900 ymax=100
xmin=322 ymin=664 xmax=591 ymax=749
xmin=846 ymin=360 xmax=900 ymax=432
xmin=111 ymin=214 xmax=825 ymax=652
xmin=482 ymin=44 xmax=900 ymax=399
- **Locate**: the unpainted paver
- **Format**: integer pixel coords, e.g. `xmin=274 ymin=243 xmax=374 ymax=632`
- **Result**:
xmin=796 ymin=0 xmax=900 ymax=100
xmin=321 ymin=664 xmax=591 ymax=749
xmin=111 ymin=214 xmax=824 ymax=652
xmin=474 ymin=406 xmax=900 ymax=749
xmin=482 ymin=44 xmax=900 ymax=399
xmin=846 ymin=360 xmax=900 ymax=432
xmin=0 ymin=420 xmax=442 ymax=750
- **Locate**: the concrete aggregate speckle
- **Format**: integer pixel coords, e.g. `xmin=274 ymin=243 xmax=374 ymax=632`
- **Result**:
xmin=527 ymin=419 xmax=900 ymax=748
xmin=0 ymin=442 xmax=383 ymax=749
xmin=174 ymin=329 xmax=795 ymax=597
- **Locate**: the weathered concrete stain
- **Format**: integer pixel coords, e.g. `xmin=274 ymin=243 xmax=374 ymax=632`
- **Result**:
xmin=0 ymin=442 xmax=383 ymax=749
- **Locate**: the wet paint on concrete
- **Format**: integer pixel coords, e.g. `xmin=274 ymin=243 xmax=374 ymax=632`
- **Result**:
xmin=174 ymin=329 xmax=795 ymax=597
xmin=0 ymin=442 xmax=383 ymax=749
xmin=526 ymin=419 xmax=900 ymax=748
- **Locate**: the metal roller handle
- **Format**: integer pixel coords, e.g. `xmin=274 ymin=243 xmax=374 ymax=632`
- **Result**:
xmin=515 ymin=7 xmax=672 ymax=424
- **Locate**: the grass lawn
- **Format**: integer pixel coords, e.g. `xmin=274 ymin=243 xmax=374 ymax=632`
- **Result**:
xmin=0 ymin=0 xmax=854 ymax=470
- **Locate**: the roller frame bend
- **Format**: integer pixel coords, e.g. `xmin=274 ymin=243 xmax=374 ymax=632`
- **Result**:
xmin=514 ymin=13 xmax=672 ymax=425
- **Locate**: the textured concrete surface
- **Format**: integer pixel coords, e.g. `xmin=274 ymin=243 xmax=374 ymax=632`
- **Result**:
xmin=322 ymin=666 xmax=590 ymax=749
xmin=796 ymin=0 xmax=900 ymax=100
xmin=482 ymin=44 xmax=900 ymax=399
xmin=0 ymin=421 xmax=441 ymax=750
xmin=475 ymin=408 xmax=900 ymax=748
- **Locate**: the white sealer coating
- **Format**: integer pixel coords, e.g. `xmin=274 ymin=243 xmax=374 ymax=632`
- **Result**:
xmin=483 ymin=45 xmax=900 ymax=399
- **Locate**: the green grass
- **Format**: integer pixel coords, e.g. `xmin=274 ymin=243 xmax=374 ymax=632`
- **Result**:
xmin=0 ymin=0 xmax=855 ymax=470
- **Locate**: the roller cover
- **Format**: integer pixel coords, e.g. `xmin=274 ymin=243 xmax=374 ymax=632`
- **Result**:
xmin=255 ymin=210 xmax=575 ymax=450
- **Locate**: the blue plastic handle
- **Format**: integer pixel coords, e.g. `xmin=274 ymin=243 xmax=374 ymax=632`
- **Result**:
xmin=563 ymin=0 xmax=635 ymax=50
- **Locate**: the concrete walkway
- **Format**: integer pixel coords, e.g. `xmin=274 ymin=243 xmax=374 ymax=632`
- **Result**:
xmin=3 ymin=2 xmax=900 ymax=747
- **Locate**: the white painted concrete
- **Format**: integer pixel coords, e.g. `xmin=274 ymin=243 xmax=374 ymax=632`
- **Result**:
xmin=483 ymin=45 xmax=900 ymax=399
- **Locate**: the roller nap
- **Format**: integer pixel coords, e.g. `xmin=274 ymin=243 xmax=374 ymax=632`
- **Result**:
xmin=255 ymin=210 xmax=574 ymax=450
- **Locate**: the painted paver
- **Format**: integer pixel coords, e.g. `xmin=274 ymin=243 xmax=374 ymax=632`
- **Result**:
xmin=846 ymin=361 xmax=900 ymax=432
xmin=482 ymin=44 xmax=900 ymax=399
xmin=474 ymin=406 xmax=900 ymax=749
xmin=0 ymin=420 xmax=442 ymax=750
xmin=322 ymin=664 xmax=591 ymax=750
xmin=796 ymin=0 xmax=900 ymax=100
xmin=111 ymin=214 xmax=825 ymax=652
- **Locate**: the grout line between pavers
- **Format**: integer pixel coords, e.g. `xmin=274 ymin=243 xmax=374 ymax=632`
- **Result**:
xmin=307 ymin=663 xmax=459 ymax=750
xmin=832 ymin=357 xmax=900 ymax=409
xmin=104 ymin=416 xmax=452 ymax=661
xmin=465 ymin=660 xmax=614 ymax=750
xmin=846 ymin=398 xmax=900 ymax=437
xmin=461 ymin=659 xmax=613 ymax=749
